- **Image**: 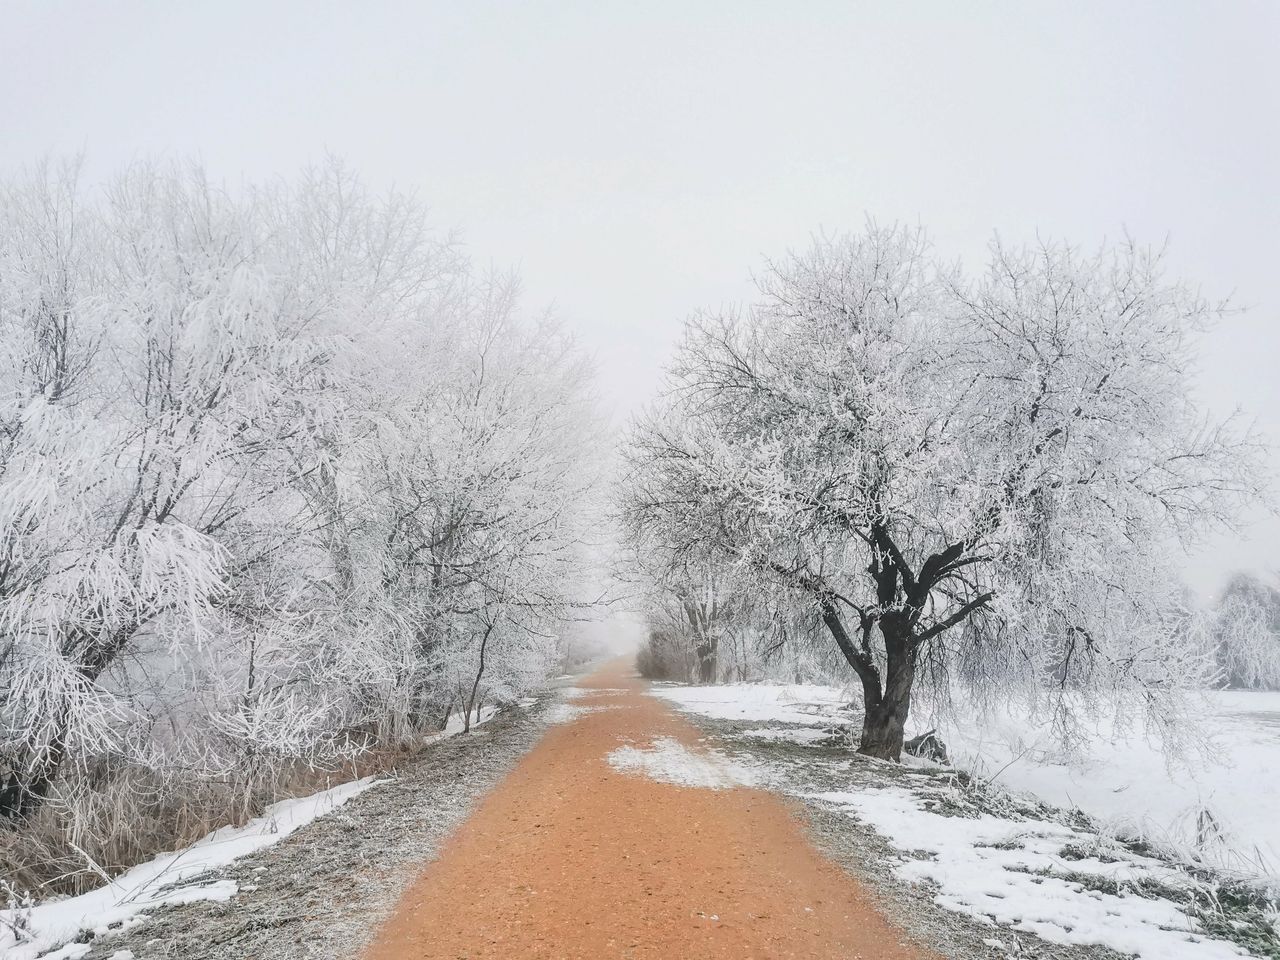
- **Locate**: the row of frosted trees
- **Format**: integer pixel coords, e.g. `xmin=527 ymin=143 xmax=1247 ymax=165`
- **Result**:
xmin=0 ymin=160 xmax=603 ymax=889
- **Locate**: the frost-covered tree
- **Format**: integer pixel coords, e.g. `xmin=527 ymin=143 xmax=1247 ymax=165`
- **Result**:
xmin=623 ymin=226 xmax=1267 ymax=759
xmin=629 ymin=560 xmax=761 ymax=683
xmin=0 ymin=159 xmax=604 ymax=841
xmin=1212 ymin=573 xmax=1280 ymax=690
xmin=0 ymin=161 xmax=337 ymax=819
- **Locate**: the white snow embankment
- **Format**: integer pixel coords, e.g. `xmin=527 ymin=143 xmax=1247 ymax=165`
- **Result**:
xmin=931 ymin=691 xmax=1280 ymax=878
xmin=816 ymin=786 xmax=1250 ymax=960
xmin=423 ymin=703 xmax=500 ymax=743
xmin=1 ymin=778 xmax=382 ymax=960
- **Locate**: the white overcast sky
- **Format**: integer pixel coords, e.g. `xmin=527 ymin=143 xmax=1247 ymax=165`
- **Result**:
xmin=3 ymin=0 xmax=1277 ymax=594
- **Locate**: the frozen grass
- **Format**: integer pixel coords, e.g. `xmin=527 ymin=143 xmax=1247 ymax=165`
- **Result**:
xmin=606 ymin=736 xmax=763 ymax=789
xmin=0 ymin=777 xmax=382 ymax=960
xmin=3 ymin=703 xmax=503 ymax=907
xmin=0 ymin=701 xmax=509 ymax=957
xmin=738 ymin=726 xmax=835 ymax=745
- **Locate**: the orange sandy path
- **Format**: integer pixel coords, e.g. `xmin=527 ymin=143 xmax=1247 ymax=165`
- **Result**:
xmin=361 ymin=659 xmax=936 ymax=960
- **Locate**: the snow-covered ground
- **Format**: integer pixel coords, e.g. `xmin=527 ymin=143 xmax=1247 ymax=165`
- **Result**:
xmin=654 ymin=681 xmax=1280 ymax=960
xmin=606 ymin=736 xmax=764 ymax=789
xmin=0 ymin=778 xmax=382 ymax=960
xmin=651 ymin=682 xmax=852 ymax=726
xmin=924 ymin=691 xmax=1280 ymax=879
xmin=656 ymin=683 xmax=1280 ymax=879
xmin=423 ymin=704 xmax=500 ymax=742
xmin=818 ymin=784 xmax=1252 ymax=960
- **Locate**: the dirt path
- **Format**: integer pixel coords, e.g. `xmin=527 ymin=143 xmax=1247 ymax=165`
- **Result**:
xmin=362 ymin=660 xmax=935 ymax=960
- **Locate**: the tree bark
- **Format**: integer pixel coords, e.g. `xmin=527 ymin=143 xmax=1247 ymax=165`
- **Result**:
xmin=0 ymin=709 xmax=69 ymax=821
xmin=695 ymin=635 xmax=718 ymax=683
xmin=817 ymin=600 xmax=917 ymax=761
xmin=464 ymin=621 xmax=496 ymax=734
xmin=856 ymin=614 xmax=916 ymax=760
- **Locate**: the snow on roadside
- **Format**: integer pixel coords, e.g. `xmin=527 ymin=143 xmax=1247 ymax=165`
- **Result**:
xmin=653 ymin=681 xmax=1280 ymax=958
xmin=814 ymin=786 xmax=1250 ymax=960
xmin=652 ymin=682 xmax=852 ymax=726
xmin=657 ymin=683 xmax=1280 ymax=881
xmin=607 ymin=736 xmax=763 ymax=790
xmin=928 ymin=692 xmax=1280 ymax=878
xmin=422 ymin=704 xmax=501 ymax=743
xmin=1 ymin=777 xmax=383 ymax=960
xmin=738 ymin=726 xmax=835 ymax=745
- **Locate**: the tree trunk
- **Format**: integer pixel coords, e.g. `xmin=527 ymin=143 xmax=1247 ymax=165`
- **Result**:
xmin=695 ymin=634 xmax=718 ymax=683
xmin=857 ymin=615 xmax=916 ymax=760
xmin=0 ymin=726 xmax=68 ymax=821
xmin=857 ymin=691 xmax=910 ymax=759
xmin=464 ymin=622 xmax=496 ymax=734
xmin=438 ymin=694 xmax=457 ymax=732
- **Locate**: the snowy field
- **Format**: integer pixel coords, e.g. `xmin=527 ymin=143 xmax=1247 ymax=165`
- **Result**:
xmin=654 ymin=682 xmax=1280 ymax=960
xmin=929 ymin=691 xmax=1280 ymax=880
xmin=649 ymin=682 xmax=854 ymax=726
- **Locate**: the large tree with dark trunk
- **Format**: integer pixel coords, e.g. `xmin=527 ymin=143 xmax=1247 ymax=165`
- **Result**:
xmin=622 ymin=226 xmax=1266 ymax=759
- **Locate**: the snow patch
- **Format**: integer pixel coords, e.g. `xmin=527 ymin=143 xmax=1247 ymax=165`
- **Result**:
xmin=545 ymin=702 xmax=617 ymax=724
xmin=564 ymin=686 xmax=628 ymax=699
xmin=738 ymin=726 xmax=836 ymax=745
xmin=652 ymin=683 xmax=852 ymax=726
xmin=663 ymin=681 xmax=1280 ymax=880
xmin=607 ymin=736 xmax=761 ymax=790
xmin=816 ymin=786 xmax=1250 ymax=960
xmin=930 ymin=690 xmax=1280 ymax=878
xmin=1 ymin=777 xmax=382 ymax=960
xmin=423 ymin=704 xmax=500 ymax=743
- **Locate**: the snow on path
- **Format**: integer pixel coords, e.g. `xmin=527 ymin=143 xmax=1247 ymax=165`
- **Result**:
xmin=606 ymin=736 xmax=763 ymax=789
